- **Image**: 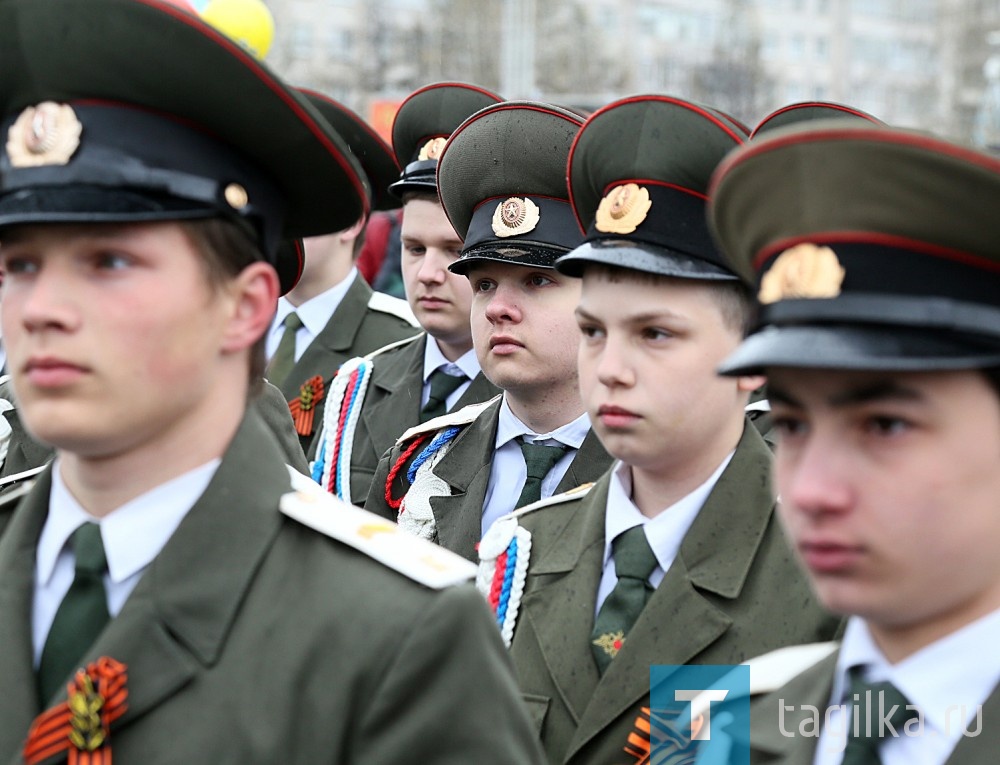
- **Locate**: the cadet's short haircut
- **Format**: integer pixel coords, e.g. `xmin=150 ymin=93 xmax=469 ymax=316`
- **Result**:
xmin=401 ymin=191 xmax=441 ymax=206
xmin=585 ymin=263 xmax=755 ymax=338
xmin=180 ymin=218 xmax=267 ymax=393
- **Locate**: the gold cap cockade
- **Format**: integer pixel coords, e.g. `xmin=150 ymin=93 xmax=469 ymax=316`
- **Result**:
xmin=6 ymin=102 xmax=83 ymax=168
xmin=492 ymin=197 xmax=540 ymax=238
xmin=758 ymin=243 xmax=846 ymax=304
xmin=418 ymin=137 xmax=447 ymax=161
xmin=594 ymin=183 xmax=652 ymax=235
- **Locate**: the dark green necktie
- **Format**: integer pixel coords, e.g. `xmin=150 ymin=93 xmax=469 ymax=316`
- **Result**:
xmin=590 ymin=525 xmax=657 ymax=673
xmin=841 ymin=669 xmax=917 ymax=765
xmin=37 ymin=523 xmax=110 ymax=703
xmin=514 ymin=438 xmax=568 ymax=509
xmin=419 ymin=368 xmax=467 ymax=423
xmin=266 ymin=311 xmax=302 ymax=388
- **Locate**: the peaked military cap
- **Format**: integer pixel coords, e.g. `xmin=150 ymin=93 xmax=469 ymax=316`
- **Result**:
xmin=750 ymin=101 xmax=883 ymax=139
xmin=711 ymin=122 xmax=1000 ymax=374
xmin=438 ymin=101 xmax=584 ymax=274
xmin=300 ymin=89 xmax=400 ymax=212
xmin=0 ymin=0 xmax=369 ymax=294
xmin=556 ymin=95 xmax=748 ymax=280
xmin=388 ymin=82 xmax=502 ymax=198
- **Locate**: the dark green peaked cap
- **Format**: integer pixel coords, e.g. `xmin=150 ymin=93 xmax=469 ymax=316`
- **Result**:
xmin=300 ymin=89 xmax=400 ymax=212
xmin=437 ymin=101 xmax=585 ymax=274
xmin=388 ymin=81 xmax=502 ymax=198
xmin=711 ymin=121 xmax=1000 ymax=374
xmin=750 ymin=101 xmax=883 ymax=139
xmin=557 ymin=95 xmax=748 ymax=280
xmin=0 ymin=0 xmax=370 ymax=295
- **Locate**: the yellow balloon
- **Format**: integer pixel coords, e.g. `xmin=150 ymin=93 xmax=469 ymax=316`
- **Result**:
xmin=201 ymin=0 xmax=275 ymax=60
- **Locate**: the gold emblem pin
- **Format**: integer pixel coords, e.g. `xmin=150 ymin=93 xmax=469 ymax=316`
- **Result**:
xmin=592 ymin=631 xmax=626 ymax=658
xmin=595 ymin=183 xmax=652 ymax=235
xmin=224 ymin=183 xmax=249 ymax=210
xmin=491 ymin=197 xmax=540 ymax=238
xmin=758 ymin=243 xmax=846 ymax=304
xmin=6 ymin=102 xmax=83 ymax=168
xmin=418 ymin=137 xmax=447 ymax=161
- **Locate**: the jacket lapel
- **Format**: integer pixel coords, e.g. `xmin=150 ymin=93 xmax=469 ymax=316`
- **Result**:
xmin=566 ymin=423 xmax=777 ymax=759
xmin=453 ymin=371 xmax=500 ymax=410
xmin=7 ymin=409 xmax=292 ymax=761
xmin=428 ymin=400 xmax=501 ymax=560
xmin=945 ymin=680 xmax=1000 ymax=764
xmin=521 ymin=479 xmax=608 ymax=724
xmin=360 ymin=335 xmax=425 ymax=462
xmin=556 ymin=429 xmax=612 ymax=493
xmin=0 ymin=478 xmax=49 ymax=760
xmin=747 ymin=652 xmax=836 ymax=763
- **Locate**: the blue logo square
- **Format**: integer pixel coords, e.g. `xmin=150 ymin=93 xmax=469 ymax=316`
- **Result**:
xmin=649 ymin=664 xmax=750 ymax=764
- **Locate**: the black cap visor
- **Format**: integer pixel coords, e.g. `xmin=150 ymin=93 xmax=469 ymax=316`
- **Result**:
xmin=449 ymin=241 xmax=569 ymax=275
xmin=719 ymin=324 xmax=1000 ymax=376
xmin=556 ymin=238 xmax=739 ymax=280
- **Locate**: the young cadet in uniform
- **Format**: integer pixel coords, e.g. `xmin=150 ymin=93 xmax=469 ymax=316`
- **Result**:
xmin=310 ymin=82 xmax=502 ymax=505
xmin=364 ymin=101 xmax=613 ymax=561
xmin=265 ymin=90 xmax=419 ymax=452
xmin=0 ymin=2 xmax=544 ymax=762
xmin=476 ymin=96 xmax=840 ymax=764
xmin=698 ymin=123 xmax=1000 ymax=764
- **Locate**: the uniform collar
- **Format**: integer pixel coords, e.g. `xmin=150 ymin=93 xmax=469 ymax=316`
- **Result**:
xmin=494 ymin=395 xmax=590 ymax=451
xmin=273 ymin=266 xmax=358 ymax=340
xmin=422 ymin=339 xmax=481 ymax=383
xmin=603 ymin=453 xmax=733 ymax=575
xmin=36 ymin=458 xmax=220 ymax=587
xmin=835 ymin=610 xmax=1000 ymax=735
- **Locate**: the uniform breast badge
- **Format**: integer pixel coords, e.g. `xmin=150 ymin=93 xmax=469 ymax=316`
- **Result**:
xmin=492 ymin=197 xmax=540 ymax=238
xmin=758 ymin=243 xmax=846 ymax=304
xmin=289 ymin=374 xmax=324 ymax=437
xmin=595 ymin=183 xmax=652 ymax=235
xmin=23 ymin=657 xmax=128 ymax=765
xmin=6 ymin=102 xmax=83 ymax=168
xmin=592 ymin=630 xmax=626 ymax=659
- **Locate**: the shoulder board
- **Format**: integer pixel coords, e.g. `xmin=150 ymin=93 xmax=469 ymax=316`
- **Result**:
xmin=367 ymin=291 xmax=419 ymax=327
xmin=363 ymin=332 xmax=425 ymax=361
xmin=511 ymin=481 xmax=594 ymax=519
xmin=280 ymin=467 xmax=476 ymax=589
xmin=395 ymin=395 xmax=501 ymax=446
xmin=0 ymin=463 xmax=47 ymax=492
xmin=689 ymin=641 xmax=839 ymax=720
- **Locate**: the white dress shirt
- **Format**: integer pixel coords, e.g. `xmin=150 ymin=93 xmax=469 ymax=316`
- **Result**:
xmin=421 ymin=339 xmax=481 ymax=410
xmin=595 ymin=453 xmax=733 ymax=616
xmin=814 ymin=610 xmax=1000 ymax=765
xmin=480 ymin=396 xmax=591 ymax=536
xmin=32 ymin=459 xmax=220 ymax=664
xmin=265 ymin=267 xmax=357 ymax=362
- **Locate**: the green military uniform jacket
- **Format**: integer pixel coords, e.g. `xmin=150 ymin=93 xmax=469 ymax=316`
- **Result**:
xmin=0 ymin=409 xmax=544 ymax=764
xmin=505 ymin=423 xmax=841 ymax=764
xmin=273 ymin=272 xmax=419 ymax=454
xmin=0 ymin=380 xmax=310 ymax=497
xmin=365 ymin=397 xmax=613 ymax=561
xmin=725 ymin=649 xmax=1000 ymax=764
xmin=313 ymin=333 xmax=500 ymax=506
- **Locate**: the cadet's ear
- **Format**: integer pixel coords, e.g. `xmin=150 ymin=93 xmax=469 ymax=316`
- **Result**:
xmin=737 ymin=375 xmax=767 ymax=393
xmin=221 ymin=261 xmax=279 ymax=354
